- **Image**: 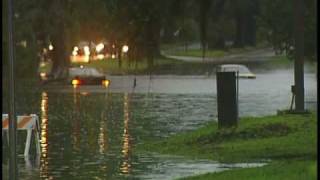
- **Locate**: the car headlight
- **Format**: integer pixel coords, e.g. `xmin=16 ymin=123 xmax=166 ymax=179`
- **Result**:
xmin=102 ymin=80 xmax=110 ymax=87
xmin=72 ymin=79 xmax=81 ymax=87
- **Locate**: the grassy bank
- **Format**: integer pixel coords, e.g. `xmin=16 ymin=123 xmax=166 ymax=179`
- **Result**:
xmin=251 ymin=55 xmax=317 ymax=74
xmin=164 ymin=44 xmax=269 ymax=58
xmin=72 ymin=57 xmax=183 ymax=75
xmin=72 ymin=57 xmax=217 ymax=75
xmin=168 ymin=49 xmax=226 ymax=58
xmin=139 ymin=112 xmax=317 ymax=179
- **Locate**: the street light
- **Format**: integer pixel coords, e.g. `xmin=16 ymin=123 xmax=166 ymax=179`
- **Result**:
xmin=84 ymin=46 xmax=90 ymax=56
xmin=72 ymin=51 xmax=78 ymax=56
xmin=96 ymin=43 xmax=104 ymax=53
xmin=122 ymin=45 xmax=129 ymax=53
xmin=48 ymin=44 xmax=54 ymax=51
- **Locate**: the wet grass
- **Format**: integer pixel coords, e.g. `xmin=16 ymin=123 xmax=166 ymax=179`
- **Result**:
xmin=179 ymin=159 xmax=317 ymax=180
xmin=164 ymin=44 xmax=268 ymax=58
xmin=252 ymin=55 xmax=317 ymax=74
xmin=141 ymin=112 xmax=317 ymax=162
xmin=72 ymin=57 xmax=218 ymax=75
xmin=262 ymin=55 xmax=293 ymax=69
xmin=168 ymin=49 xmax=226 ymax=58
xmin=138 ymin=112 xmax=317 ymax=179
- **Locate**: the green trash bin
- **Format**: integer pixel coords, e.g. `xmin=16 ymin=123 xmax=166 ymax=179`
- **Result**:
xmin=216 ymin=71 xmax=238 ymax=128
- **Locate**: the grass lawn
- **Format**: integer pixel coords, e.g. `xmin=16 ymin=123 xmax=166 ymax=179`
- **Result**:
xmin=164 ymin=45 xmax=266 ymax=58
xmin=169 ymin=49 xmax=226 ymax=58
xmin=71 ymin=57 xmax=216 ymax=75
xmin=138 ymin=112 xmax=317 ymax=179
xmin=262 ymin=55 xmax=293 ymax=69
xmin=253 ymin=55 xmax=317 ymax=74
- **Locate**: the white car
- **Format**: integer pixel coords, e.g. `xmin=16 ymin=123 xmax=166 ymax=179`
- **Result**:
xmin=216 ymin=64 xmax=256 ymax=79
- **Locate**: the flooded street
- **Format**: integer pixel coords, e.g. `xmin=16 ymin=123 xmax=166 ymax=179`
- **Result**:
xmin=2 ymin=66 xmax=317 ymax=179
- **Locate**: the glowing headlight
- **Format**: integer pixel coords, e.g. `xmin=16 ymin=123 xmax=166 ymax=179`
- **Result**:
xmin=122 ymin=45 xmax=129 ymax=53
xmin=72 ymin=79 xmax=81 ymax=86
xmin=102 ymin=80 xmax=110 ymax=87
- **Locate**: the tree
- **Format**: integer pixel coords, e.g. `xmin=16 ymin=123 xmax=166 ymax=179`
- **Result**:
xmin=198 ymin=0 xmax=212 ymax=60
xmin=231 ymin=0 xmax=259 ymax=47
xmin=258 ymin=0 xmax=316 ymax=61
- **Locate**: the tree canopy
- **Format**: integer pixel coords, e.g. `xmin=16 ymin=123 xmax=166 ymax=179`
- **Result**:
xmin=2 ymin=0 xmax=317 ymax=79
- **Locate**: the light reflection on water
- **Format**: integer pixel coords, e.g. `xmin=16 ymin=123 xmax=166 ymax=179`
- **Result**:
xmin=120 ymin=93 xmax=132 ymax=175
xmin=40 ymin=92 xmax=49 ymax=179
xmin=71 ymin=88 xmax=81 ymax=151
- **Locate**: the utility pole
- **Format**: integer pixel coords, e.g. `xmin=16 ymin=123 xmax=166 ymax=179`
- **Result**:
xmin=7 ymin=0 xmax=18 ymax=178
xmin=293 ymin=0 xmax=305 ymax=112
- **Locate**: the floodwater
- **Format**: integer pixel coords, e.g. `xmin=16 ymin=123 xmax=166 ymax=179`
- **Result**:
xmin=2 ymin=65 xmax=317 ymax=179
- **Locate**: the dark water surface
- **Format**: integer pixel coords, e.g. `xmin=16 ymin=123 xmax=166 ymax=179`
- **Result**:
xmin=2 ymin=67 xmax=317 ymax=179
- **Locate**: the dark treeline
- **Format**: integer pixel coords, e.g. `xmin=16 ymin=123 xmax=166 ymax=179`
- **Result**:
xmin=2 ymin=0 xmax=316 ymax=79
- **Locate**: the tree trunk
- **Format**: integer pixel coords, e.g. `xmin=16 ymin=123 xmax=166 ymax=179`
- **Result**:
xmin=244 ymin=13 xmax=257 ymax=46
xmin=199 ymin=0 xmax=211 ymax=60
xmin=117 ymin=46 xmax=122 ymax=68
xmin=50 ymin=22 xmax=69 ymax=80
xmin=235 ymin=15 xmax=245 ymax=47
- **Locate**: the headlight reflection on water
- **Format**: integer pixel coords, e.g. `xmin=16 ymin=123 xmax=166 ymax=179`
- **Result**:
xmin=120 ymin=93 xmax=131 ymax=175
xmin=40 ymin=92 xmax=50 ymax=179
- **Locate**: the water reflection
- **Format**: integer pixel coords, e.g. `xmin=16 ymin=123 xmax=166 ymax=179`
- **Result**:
xmin=40 ymin=92 xmax=49 ymax=179
xmin=98 ymin=92 xmax=110 ymax=155
xmin=71 ymin=88 xmax=81 ymax=151
xmin=120 ymin=93 xmax=132 ymax=175
xmin=98 ymin=120 xmax=108 ymax=155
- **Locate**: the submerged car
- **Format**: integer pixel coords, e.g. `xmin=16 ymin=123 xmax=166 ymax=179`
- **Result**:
xmin=216 ymin=64 xmax=256 ymax=79
xmin=68 ymin=66 xmax=110 ymax=87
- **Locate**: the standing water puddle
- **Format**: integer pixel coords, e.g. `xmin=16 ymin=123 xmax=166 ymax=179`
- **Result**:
xmin=134 ymin=153 xmax=267 ymax=180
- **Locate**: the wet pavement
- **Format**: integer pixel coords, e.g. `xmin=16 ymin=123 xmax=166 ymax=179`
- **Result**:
xmin=2 ymin=65 xmax=317 ymax=179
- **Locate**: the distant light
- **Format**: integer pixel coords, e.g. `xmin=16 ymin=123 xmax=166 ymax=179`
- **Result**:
xmin=20 ymin=40 xmax=27 ymax=48
xmin=40 ymin=73 xmax=47 ymax=80
xmin=84 ymin=46 xmax=90 ymax=52
xmin=102 ymin=80 xmax=110 ymax=87
xmin=112 ymin=44 xmax=115 ymax=48
xmin=96 ymin=43 xmax=104 ymax=52
xmin=97 ymin=54 xmax=105 ymax=60
xmin=40 ymin=62 xmax=46 ymax=67
xmin=40 ymin=73 xmax=46 ymax=77
xmin=111 ymin=54 xmax=116 ymax=59
xmin=49 ymin=44 xmax=54 ymax=51
xmin=72 ymin=79 xmax=81 ymax=86
xmin=122 ymin=45 xmax=129 ymax=53
xmin=80 ymin=92 xmax=89 ymax=96
xmin=72 ymin=46 xmax=79 ymax=56
xmin=80 ymin=65 xmax=84 ymax=68
xmin=72 ymin=51 xmax=78 ymax=56
xmin=84 ymin=46 xmax=90 ymax=56
xmin=84 ymin=55 xmax=90 ymax=62
xmin=85 ymin=51 xmax=90 ymax=56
